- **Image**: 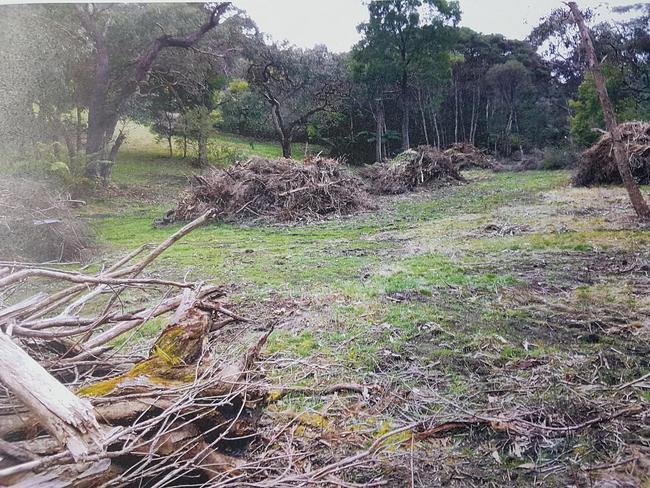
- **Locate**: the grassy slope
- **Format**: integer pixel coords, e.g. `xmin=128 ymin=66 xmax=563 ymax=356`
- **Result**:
xmin=89 ymin=141 xmax=650 ymax=486
xmin=112 ymin=122 xmax=321 ymax=186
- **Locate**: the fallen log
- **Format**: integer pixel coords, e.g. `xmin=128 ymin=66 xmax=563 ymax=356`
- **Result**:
xmin=0 ymin=211 xmax=270 ymax=486
xmin=0 ymin=333 xmax=105 ymax=460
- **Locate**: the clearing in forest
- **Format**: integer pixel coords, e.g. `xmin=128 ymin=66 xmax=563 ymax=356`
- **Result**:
xmin=83 ymin=143 xmax=650 ymax=486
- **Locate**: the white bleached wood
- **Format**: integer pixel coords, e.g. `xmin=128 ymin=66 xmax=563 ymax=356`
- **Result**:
xmin=0 ymin=332 xmax=105 ymax=460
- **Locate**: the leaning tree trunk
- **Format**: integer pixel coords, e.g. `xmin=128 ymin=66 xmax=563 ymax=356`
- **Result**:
xmin=568 ymin=2 xmax=650 ymax=221
xmin=108 ymin=129 xmax=126 ymax=163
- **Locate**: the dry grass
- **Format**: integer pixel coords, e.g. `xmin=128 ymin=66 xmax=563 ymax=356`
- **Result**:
xmin=0 ymin=178 xmax=92 ymax=262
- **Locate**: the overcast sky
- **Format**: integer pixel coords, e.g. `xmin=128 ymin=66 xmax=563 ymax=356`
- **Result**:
xmin=233 ymin=0 xmax=644 ymax=52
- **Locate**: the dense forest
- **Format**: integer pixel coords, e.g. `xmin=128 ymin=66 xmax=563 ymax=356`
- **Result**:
xmin=1 ymin=1 xmax=649 ymax=167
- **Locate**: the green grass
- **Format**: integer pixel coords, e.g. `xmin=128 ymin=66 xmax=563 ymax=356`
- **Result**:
xmin=110 ymin=122 xmax=324 ymax=187
xmin=23 ymin=134 xmax=649 ymax=486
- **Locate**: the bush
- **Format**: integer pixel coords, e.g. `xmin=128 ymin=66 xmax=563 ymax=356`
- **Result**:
xmin=206 ymin=144 xmax=248 ymax=167
xmin=542 ymin=146 xmax=578 ymax=170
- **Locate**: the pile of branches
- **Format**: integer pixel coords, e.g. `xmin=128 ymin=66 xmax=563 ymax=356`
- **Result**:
xmin=164 ymin=157 xmax=371 ymax=223
xmin=0 ymin=212 xmax=271 ymax=487
xmin=0 ymin=178 xmax=91 ymax=263
xmin=443 ymin=143 xmax=497 ymax=170
xmin=361 ymin=146 xmax=466 ymax=195
xmin=573 ymin=121 xmax=650 ymax=186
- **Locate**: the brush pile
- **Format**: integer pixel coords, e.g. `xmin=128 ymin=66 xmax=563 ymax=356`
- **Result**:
xmin=573 ymin=121 xmax=650 ymax=186
xmin=362 ymin=146 xmax=466 ymax=195
xmin=443 ymin=143 xmax=497 ymax=170
xmin=165 ymin=157 xmax=370 ymax=223
xmin=0 ymin=178 xmax=91 ymax=263
xmin=0 ymin=212 xmax=271 ymax=487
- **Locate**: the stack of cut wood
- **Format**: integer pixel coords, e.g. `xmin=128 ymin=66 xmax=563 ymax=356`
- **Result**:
xmin=443 ymin=143 xmax=498 ymax=170
xmin=164 ymin=156 xmax=371 ymax=223
xmin=573 ymin=121 xmax=650 ymax=186
xmin=361 ymin=146 xmax=466 ymax=195
xmin=0 ymin=211 xmax=270 ymax=487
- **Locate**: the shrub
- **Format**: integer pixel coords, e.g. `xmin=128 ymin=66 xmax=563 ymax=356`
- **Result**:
xmin=542 ymin=146 xmax=578 ymax=170
xmin=206 ymin=144 xmax=248 ymax=167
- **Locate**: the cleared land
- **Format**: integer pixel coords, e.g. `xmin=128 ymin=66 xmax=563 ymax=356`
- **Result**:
xmin=72 ymin=131 xmax=650 ymax=486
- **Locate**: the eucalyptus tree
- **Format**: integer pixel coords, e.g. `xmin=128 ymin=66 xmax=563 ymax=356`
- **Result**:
xmin=354 ymin=0 xmax=460 ymax=150
xmin=486 ymin=60 xmax=532 ymax=156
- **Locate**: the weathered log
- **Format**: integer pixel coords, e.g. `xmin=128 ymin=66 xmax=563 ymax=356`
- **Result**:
xmin=0 ymin=333 xmax=105 ymax=460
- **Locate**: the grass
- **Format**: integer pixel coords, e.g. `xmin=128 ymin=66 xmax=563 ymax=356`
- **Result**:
xmin=48 ymin=137 xmax=650 ymax=486
xmin=111 ymin=122 xmax=324 ymax=187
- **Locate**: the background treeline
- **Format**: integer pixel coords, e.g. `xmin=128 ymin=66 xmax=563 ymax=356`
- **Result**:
xmin=1 ymin=0 xmax=649 ymax=169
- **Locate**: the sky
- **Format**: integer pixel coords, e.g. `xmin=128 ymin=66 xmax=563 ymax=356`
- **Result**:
xmin=233 ymin=0 xmax=644 ymax=52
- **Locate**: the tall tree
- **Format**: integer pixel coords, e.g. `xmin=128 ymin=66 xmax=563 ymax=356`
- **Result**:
xmin=75 ymin=2 xmax=230 ymax=168
xmin=568 ymin=2 xmax=650 ymax=220
xmin=246 ymin=43 xmax=346 ymax=158
xmin=486 ymin=60 xmax=531 ymax=156
xmin=355 ymin=0 xmax=460 ymax=150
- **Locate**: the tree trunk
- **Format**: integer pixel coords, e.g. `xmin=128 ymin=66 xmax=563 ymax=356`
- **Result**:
xmin=514 ymin=109 xmax=524 ymax=157
xmin=375 ymin=97 xmax=385 ymax=162
xmin=165 ymin=113 xmax=173 ymax=157
xmin=454 ymin=77 xmax=459 ymax=144
xmin=79 ymin=3 xmax=229 ymax=163
xmin=417 ymin=88 xmax=430 ymax=146
xmin=197 ymin=132 xmax=208 ymax=167
xmin=568 ymin=2 xmax=650 ymax=220
xmin=76 ymin=107 xmax=83 ymax=154
xmin=109 ymin=130 xmax=126 ymax=163
xmin=281 ymin=136 xmax=292 ymax=159
xmin=400 ymin=72 xmax=410 ymax=150
xmin=0 ymin=333 xmax=105 ymax=460
xmin=432 ymin=110 xmax=441 ymax=150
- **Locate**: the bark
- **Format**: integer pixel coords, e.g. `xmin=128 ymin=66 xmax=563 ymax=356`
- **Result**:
xmin=375 ymin=97 xmax=385 ymax=162
xmin=281 ymin=137 xmax=292 ymax=159
xmin=400 ymin=72 xmax=410 ymax=150
xmin=79 ymin=3 xmax=230 ymax=162
xmin=568 ymin=2 xmax=650 ymax=220
xmin=0 ymin=333 xmax=105 ymax=460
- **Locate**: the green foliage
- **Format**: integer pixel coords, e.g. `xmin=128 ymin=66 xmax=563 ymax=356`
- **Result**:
xmin=352 ymin=0 xmax=460 ymax=99
xmin=206 ymin=143 xmax=247 ymax=167
xmin=569 ymin=66 xmax=648 ymax=146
